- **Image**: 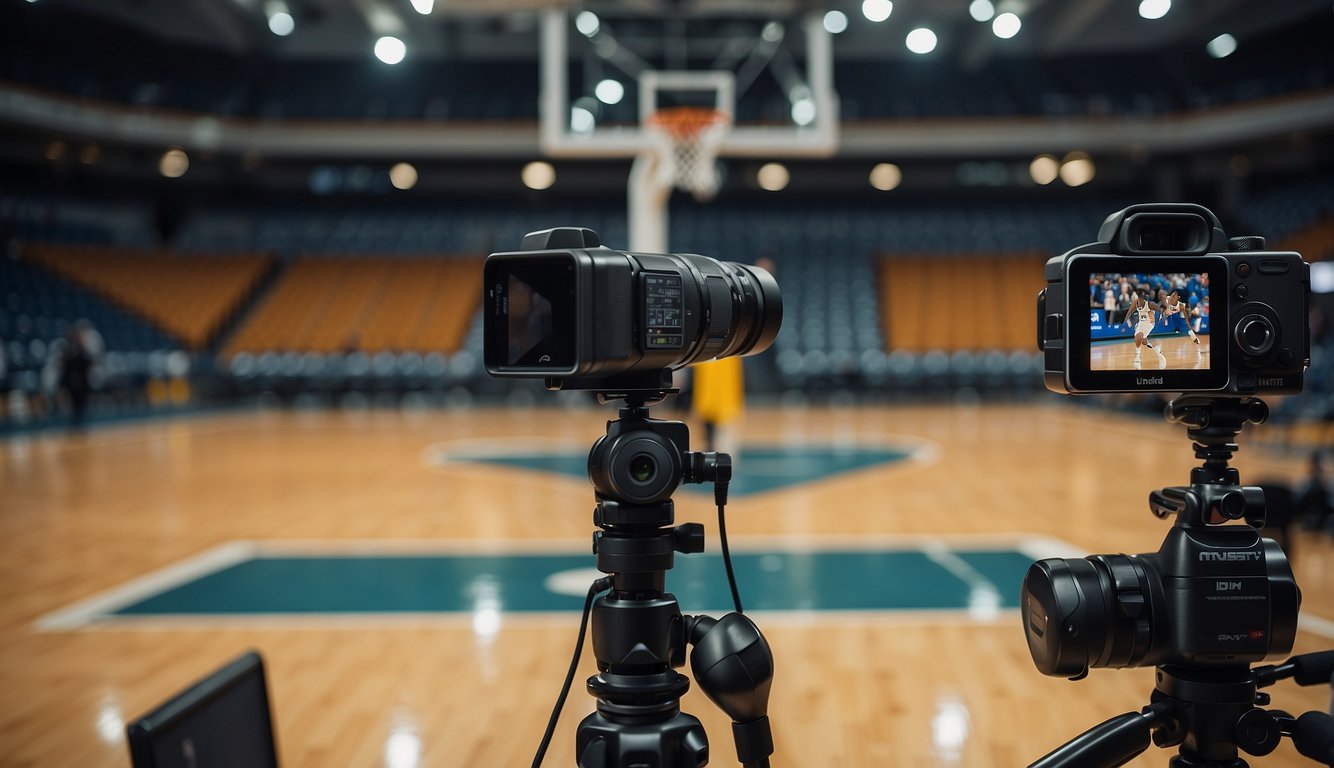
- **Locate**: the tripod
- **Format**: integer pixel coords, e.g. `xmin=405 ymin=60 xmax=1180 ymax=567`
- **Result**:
xmin=535 ymin=372 xmax=775 ymax=768
xmin=1031 ymin=396 xmax=1334 ymax=768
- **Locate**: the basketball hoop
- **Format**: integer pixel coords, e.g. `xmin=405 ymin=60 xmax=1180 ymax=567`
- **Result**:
xmin=645 ymin=106 xmax=730 ymax=201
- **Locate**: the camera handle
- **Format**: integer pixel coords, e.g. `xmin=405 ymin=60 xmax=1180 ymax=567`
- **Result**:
xmin=1029 ymin=652 xmax=1334 ymax=768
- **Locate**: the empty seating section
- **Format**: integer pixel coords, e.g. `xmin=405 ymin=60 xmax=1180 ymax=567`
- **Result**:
xmin=1 ymin=256 xmax=174 ymax=384
xmin=1238 ymin=177 xmax=1334 ymax=262
xmin=223 ymin=257 xmax=481 ymax=356
xmin=880 ymin=253 xmax=1044 ymax=353
xmin=23 ymin=245 xmax=273 ymax=349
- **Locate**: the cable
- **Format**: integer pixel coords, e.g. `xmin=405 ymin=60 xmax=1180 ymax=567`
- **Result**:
xmin=531 ymin=576 xmax=612 ymax=768
xmin=717 ymin=501 xmax=743 ymax=614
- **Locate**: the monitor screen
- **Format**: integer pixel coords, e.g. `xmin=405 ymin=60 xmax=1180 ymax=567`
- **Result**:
xmin=126 ymin=651 xmax=279 ymax=768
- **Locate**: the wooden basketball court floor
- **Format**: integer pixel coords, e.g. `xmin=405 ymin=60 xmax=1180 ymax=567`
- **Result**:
xmin=1091 ymin=334 xmax=1210 ymax=371
xmin=2 ymin=403 xmax=1330 ymax=767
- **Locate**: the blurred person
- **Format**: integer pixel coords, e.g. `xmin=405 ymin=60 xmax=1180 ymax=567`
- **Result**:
xmin=692 ymin=356 xmax=745 ymax=456
xmin=1296 ymin=451 xmax=1332 ymax=536
xmin=58 ymin=325 xmax=93 ymax=430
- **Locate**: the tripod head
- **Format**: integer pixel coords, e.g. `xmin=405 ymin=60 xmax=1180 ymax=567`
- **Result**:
xmin=1023 ymin=395 xmax=1332 ymax=767
xmin=1149 ymin=396 xmax=1270 ymax=528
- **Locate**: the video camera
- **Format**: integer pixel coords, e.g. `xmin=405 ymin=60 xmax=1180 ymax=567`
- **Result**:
xmin=483 ymin=227 xmax=781 ymax=389
xmin=1037 ymin=203 xmax=1309 ymax=395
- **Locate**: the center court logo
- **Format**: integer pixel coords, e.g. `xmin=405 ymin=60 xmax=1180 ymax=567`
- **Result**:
xmin=1136 ymin=376 xmax=1164 ymax=385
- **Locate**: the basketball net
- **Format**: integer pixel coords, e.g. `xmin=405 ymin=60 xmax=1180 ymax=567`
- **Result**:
xmin=645 ymin=107 xmax=730 ymax=202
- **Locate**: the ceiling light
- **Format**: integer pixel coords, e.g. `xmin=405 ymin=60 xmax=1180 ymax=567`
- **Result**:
xmin=992 ymin=12 xmax=1021 ymax=39
xmin=906 ymin=28 xmax=937 ymax=54
xmin=862 ymin=0 xmax=893 ymax=23
xmin=1059 ymin=151 xmax=1094 ymax=187
xmin=1138 ymin=0 xmax=1170 ymax=20
xmin=1029 ymin=154 xmax=1059 ymax=185
xmin=757 ymin=162 xmax=789 ymax=191
xmin=374 ymin=36 xmax=406 ymax=65
xmin=969 ymin=0 xmax=995 ymax=22
xmin=1207 ymin=33 xmax=1237 ymax=59
xmin=575 ymin=11 xmax=599 ymax=37
xmin=159 ymin=148 xmax=189 ymax=178
xmin=594 ymin=79 xmax=624 ymax=105
xmin=869 ymin=163 xmax=902 ymax=191
xmin=823 ymin=10 xmax=849 ymax=34
xmin=389 ymin=163 xmax=417 ymax=190
xmin=791 ymin=97 xmax=817 ymax=126
xmin=522 ymin=161 xmax=555 ymax=190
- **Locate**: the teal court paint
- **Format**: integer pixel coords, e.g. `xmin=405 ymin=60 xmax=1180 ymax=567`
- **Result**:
xmin=428 ymin=442 xmax=921 ymax=497
xmin=35 ymin=538 xmax=1081 ymax=629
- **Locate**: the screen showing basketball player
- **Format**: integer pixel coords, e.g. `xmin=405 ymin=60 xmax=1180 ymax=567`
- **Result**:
xmin=1087 ymin=272 xmax=1210 ymax=371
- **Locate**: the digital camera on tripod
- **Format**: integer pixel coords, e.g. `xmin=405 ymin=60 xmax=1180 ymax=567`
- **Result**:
xmin=1026 ymin=204 xmax=1334 ymax=767
xmin=484 ymin=227 xmax=783 ymax=768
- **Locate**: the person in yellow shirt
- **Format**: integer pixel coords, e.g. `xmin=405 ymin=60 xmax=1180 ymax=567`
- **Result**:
xmin=691 ymin=355 xmax=744 ymax=454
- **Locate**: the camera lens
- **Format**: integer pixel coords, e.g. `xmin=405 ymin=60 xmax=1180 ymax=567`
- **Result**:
xmin=630 ymin=454 xmax=656 ymax=483
xmin=1021 ymin=556 xmax=1153 ymax=679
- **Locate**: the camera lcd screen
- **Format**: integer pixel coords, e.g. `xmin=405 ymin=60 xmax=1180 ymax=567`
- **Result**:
xmin=1067 ymin=256 xmax=1228 ymax=391
xmin=484 ymin=257 xmax=576 ymax=371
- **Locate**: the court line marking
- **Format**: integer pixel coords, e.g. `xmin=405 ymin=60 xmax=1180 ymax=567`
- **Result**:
xmin=34 ymin=535 xmax=1065 ymax=631
xmin=53 ymin=535 xmax=1334 ymax=641
xmin=35 ymin=541 xmax=259 ymax=631
xmin=421 ymin=434 xmax=943 ymax=497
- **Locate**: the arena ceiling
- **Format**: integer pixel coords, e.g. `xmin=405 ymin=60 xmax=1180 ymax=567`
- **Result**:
xmin=27 ymin=0 xmax=1333 ymax=62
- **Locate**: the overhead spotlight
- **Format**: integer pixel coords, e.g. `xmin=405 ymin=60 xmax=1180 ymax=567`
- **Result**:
xmin=862 ymin=0 xmax=893 ymax=23
xmin=823 ymin=10 xmax=849 ymax=34
xmin=1059 ymin=151 xmax=1095 ymax=187
xmin=409 ymin=0 xmax=433 ymax=14
xmin=992 ymin=12 xmax=1021 ymax=39
xmin=906 ymin=28 xmax=937 ymax=54
xmin=869 ymin=163 xmax=902 ymax=191
xmin=570 ymin=106 xmax=596 ymax=133
xmin=389 ymin=162 xmax=417 ymax=190
xmin=1207 ymin=33 xmax=1237 ymax=59
xmin=762 ymin=21 xmax=785 ymax=42
xmin=1138 ymin=0 xmax=1170 ymax=20
xmin=264 ymin=1 xmax=294 ymax=36
xmin=159 ymin=148 xmax=189 ymax=179
xmin=522 ymin=161 xmax=556 ymax=190
xmin=594 ymin=79 xmax=624 ymax=105
xmin=969 ymin=0 xmax=995 ymax=22
xmin=1029 ymin=154 xmax=1059 ymax=185
xmin=575 ymin=10 xmax=600 ymax=37
xmin=791 ymin=97 xmax=817 ymax=126
xmin=757 ymin=162 xmax=789 ymax=192
xmin=374 ymin=36 xmax=406 ymax=65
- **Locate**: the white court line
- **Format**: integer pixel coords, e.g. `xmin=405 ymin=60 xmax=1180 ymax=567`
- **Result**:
xmin=35 ymin=541 xmax=258 ymax=631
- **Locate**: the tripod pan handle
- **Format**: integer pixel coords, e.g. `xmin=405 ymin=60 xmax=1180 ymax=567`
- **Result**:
xmin=1029 ymin=711 xmax=1152 ymax=768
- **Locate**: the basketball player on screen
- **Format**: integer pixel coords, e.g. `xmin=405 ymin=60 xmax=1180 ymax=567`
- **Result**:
xmin=1161 ymin=290 xmax=1202 ymax=346
xmin=1125 ymin=291 xmax=1166 ymax=369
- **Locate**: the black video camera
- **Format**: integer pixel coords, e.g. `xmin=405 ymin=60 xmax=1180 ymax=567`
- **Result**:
xmin=1037 ymin=204 xmax=1309 ymax=394
xmin=483 ymin=227 xmax=781 ymax=389
xmin=1022 ymin=521 xmax=1300 ymax=680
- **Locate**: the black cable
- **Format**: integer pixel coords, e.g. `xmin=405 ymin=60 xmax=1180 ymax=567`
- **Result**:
xmin=531 ymin=576 xmax=612 ymax=768
xmin=718 ymin=501 xmax=744 ymax=614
